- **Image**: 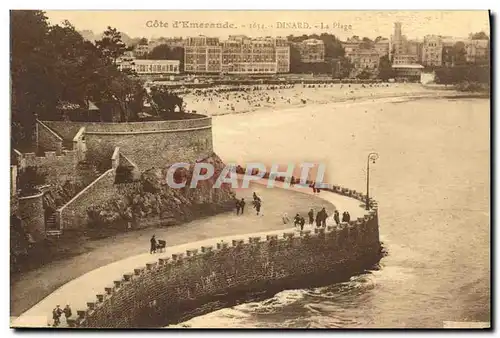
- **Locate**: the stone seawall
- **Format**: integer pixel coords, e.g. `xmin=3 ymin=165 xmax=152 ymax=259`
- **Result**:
xmin=70 ymin=186 xmax=381 ymax=328
xmin=41 ymin=116 xmax=213 ymax=170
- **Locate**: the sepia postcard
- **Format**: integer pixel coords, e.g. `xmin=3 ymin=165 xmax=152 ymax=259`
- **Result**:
xmin=9 ymin=10 xmax=491 ymax=329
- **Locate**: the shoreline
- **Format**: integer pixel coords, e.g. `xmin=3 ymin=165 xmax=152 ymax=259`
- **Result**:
xmin=183 ymin=84 xmax=488 ymax=118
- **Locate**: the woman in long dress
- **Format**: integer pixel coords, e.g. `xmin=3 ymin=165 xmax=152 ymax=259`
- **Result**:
xmin=282 ymin=212 xmax=290 ymax=224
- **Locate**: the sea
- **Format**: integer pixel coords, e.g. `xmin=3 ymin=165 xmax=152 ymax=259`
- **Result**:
xmin=171 ymin=96 xmax=490 ymax=328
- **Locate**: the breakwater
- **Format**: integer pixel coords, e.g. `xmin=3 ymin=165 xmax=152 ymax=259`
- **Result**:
xmin=68 ymin=181 xmax=381 ymax=328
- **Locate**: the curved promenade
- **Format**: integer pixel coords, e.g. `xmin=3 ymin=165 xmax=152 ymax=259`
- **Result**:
xmin=12 ymin=176 xmax=378 ymax=328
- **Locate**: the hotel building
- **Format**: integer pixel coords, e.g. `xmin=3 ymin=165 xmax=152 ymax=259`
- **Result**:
xmin=296 ymin=39 xmax=325 ymax=63
xmin=422 ymin=35 xmax=443 ymax=67
xmin=184 ymin=35 xmax=290 ymax=74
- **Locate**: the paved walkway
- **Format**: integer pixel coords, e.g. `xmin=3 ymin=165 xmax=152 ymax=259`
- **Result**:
xmin=12 ymin=177 xmax=365 ymax=328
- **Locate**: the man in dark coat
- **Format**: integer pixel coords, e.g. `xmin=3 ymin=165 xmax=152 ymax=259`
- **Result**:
xmin=320 ymin=207 xmax=328 ymax=227
xmin=254 ymin=199 xmax=262 ymax=215
xmin=299 ymin=216 xmax=306 ymax=231
xmin=294 ymin=213 xmax=301 ymax=227
xmin=308 ymin=209 xmax=314 ymax=224
xmin=235 ymin=199 xmax=241 ymax=215
xmin=63 ymin=305 xmax=72 ymax=323
xmin=240 ymin=198 xmax=246 ymax=214
xmin=150 ymin=235 xmax=157 ymax=254
xmin=334 ymin=210 xmax=340 ymax=225
xmin=52 ymin=305 xmax=63 ymax=327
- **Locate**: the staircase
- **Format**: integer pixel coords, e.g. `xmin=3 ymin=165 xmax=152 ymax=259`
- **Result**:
xmin=77 ymin=161 xmax=103 ymax=181
xmin=45 ymin=212 xmax=61 ymax=237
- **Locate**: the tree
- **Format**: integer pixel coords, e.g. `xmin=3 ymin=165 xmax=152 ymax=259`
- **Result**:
xmin=338 ymin=57 xmax=354 ymax=79
xmin=10 ymin=10 xmax=51 ymax=149
xmin=18 ymin=166 xmax=47 ymax=196
xmin=149 ymin=87 xmax=184 ymax=118
xmin=95 ymin=26 xmax=127 ymax=65
xmin=319 ymin=33 xmax=344 ymax=60
xmin=289 ymin=45 xmax=303 ymax=73
xmin=378 ymin=55 xmax=394 ymax=81
xmin=452 ymin=42 xmax=467 ymax=66
xmin=360 ymin=37 xmax=373 ymax=49
xmin=471 ymin=31 xmax=489 ymax=40
xmin=10 ymin=11 xmax=147 ymax=143
xmin=357 ymin=70 xmax=371 ymax=80
xmin=147 ymin=44 xmax=185 ymax=71
xmin=138 ymin=37 xmax=148 ymax=45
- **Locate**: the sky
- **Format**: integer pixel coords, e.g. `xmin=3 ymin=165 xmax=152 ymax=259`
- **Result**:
xmin=44 ymin=10 xmax=490 ymax=41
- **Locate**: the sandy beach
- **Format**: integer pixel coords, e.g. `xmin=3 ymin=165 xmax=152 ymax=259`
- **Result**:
xmin=182 ymin=83 xmax=473 ymax=117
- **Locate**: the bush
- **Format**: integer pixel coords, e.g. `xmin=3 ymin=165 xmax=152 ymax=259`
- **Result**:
xmin=18 ymin=166 xmax=46 ymax=196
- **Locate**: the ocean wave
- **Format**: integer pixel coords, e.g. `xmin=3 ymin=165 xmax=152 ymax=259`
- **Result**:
xmin=168 ymin=307 xmax=252 ymax=328
xmin=235 ymin=288 xmax=307 ymax=313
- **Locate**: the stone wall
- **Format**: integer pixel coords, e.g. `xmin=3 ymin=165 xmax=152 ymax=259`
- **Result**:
xmin=41 ymin=116 xmax=213 ymax=170
xmin=42 ymin=115 xmax=210 ymax=140
xmin=85 ymin=127 xmax=213 ymax=171
xmin=18 ymin=192 xmax=45 ymax=242
xmin=71 ymin=187 xmax=381 ymax=328
xmin=37 ymin=120 xmax=63 ymax=154
xmin=57 ymin=169 xmax=116 ymax=231
xmin=20 ymin=150 xmax=79 ymax=186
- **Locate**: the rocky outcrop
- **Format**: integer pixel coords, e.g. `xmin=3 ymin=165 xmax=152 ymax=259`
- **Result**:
xmin=86 ymin=153 xmax=236 ymax=230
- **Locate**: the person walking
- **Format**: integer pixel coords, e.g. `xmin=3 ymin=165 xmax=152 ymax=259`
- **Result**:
xmin=63 ymin=305 xmax=72 ymax=323
xmin=346 ymin=211 xmax=351 ymax=223
xmin=240 ymin=198 xmax=246 ymax=215
xmin=235 ymin=199 xmax=241 ymax=215
xmin=315 ymin=211 xmax=321 ymax=227
xmin=320 ymin=207 xmax=328 ymax=227
xmin=334 ymin=210 xmax=340 ymax=225
xmin=342 ymin=212 xmax=347 ymax=223
xmin=282 ymin=212 xmax=290 ymax=224
xmin=294 ymin=213 xmax=301 ymax=227
xmin=308 ymin=209 xmax=314 ymax=225
xmin=255 ymin=199 xmax=262 ymax=215
xmin=299 ymin=216 xmax=306 ymax=231
xmin=150 ymin=235 xmax=157 ymax=254
xmin=52 ymin=305 xmax=62 ymax=327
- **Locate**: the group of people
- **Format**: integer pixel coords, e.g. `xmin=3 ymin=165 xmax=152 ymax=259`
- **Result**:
xmin=181 ymin=82 xmax=396 ymax=117
xmin=286 ymin=208 xmax=352 ymax=231
xmin=235 ymin=192 xmax=262 ymax=216
xmin=310 ymin=207 xmax=329 ymax=227
xmin=285 ymin=207 xmax=328 ymax=231
xmin=52 ymin=304 xmax=72 ymax=327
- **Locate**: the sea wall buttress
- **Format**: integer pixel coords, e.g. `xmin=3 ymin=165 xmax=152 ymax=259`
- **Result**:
xmin=70 ymin=186 xmax=381 ymax=328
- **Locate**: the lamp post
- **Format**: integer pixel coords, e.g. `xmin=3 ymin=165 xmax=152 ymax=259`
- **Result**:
xmin=366 ymin=152 xmax=379 ymax=210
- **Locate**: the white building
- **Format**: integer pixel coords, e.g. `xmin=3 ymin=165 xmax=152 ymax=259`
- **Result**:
xmin=118 ymin=59 xmax=181 ymax=75
xmin=392 ymin=64 xmax=424 ymax=81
